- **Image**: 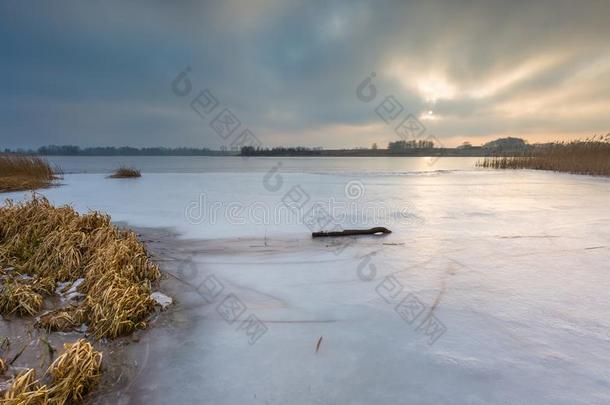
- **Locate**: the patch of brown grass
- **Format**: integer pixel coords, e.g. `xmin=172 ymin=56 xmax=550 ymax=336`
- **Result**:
xmin=84 ymin=273 xmax=154 ymax=339
xmin=46 ymin=339 xmax=102 ymax=403
xmin=2 ymin=339 xmax=102 ymax=404
xmin=108 ymin=166 xmax=141 ymax=178
xmin=30 ymin=276 xmax=57 ymax=296
xmin=38 ymin=306 xmax=88 ymax=332
xmin=477 ymin=136 xmax=610 ymax=176
xmin=0 ymin=155 xmax=60 ymax=193
xmin=0 ymin=196 xmax=161 ymax=338
xmin=1 ymin=368 xmax=49 ymax=403
xmin=0 ymin=280 xmax=43 ymax=316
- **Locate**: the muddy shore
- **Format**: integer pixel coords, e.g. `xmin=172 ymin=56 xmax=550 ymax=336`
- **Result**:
xmin=0 ymin=225 xmax=192 ymax=404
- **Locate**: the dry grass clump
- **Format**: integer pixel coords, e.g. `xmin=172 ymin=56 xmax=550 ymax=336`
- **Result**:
xmin=85 ymin=274 xmax=154 ymax=339
xmin=30 ymin=277 xmax=57 ymax=296
xmin=38 ymin=306 xmax=87 ymax=332
xmin=0 ymin=196 xmax=161 ymax=338
xmin=46 ymin=339 xmax=102 ymax=403
xmin=0 ymin=280 xmax=43 ymax=316
xmin=478 ymin=136 xmax=610 ymax=176
xmin=108 ymin=166 xmax=141 ymax=178
xmin=1 ymin=339 xmax=102 ymax=404
xmin=1 ymin=368 xmax=49 ymax=404
xmin=0 ymin=155 xmax=59 ymax=193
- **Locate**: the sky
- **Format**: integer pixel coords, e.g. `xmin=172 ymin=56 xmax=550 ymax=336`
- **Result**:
xmin=1 ymin=0 xmax=610 ymax=149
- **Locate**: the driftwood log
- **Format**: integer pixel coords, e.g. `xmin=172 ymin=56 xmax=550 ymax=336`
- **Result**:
xmin=312 ymin=227 xmax=392 ymax=238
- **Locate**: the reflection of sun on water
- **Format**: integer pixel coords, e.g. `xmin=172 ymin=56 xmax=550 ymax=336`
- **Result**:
xmin=424 ymin=157 xmax=437 ymax=165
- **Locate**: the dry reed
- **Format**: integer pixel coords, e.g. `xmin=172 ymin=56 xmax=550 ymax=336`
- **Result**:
xmin=0 ymin=196 xmax=161 ymax=338
xmin=38 ymin=306 xmax=87 ymax=332
xmin=0 ymin=280 xmax=43 ymax=316
xmin=0 ymin=155 xmax=59 ymax=193
xmin=1 ymin=339 xmax=102 ymax=404
xmin=46 ymin=339 xmax=102 ymax=403
xmin=477 ymin=136 xmax=610 ymax=176
xmin=108 ymin=167 xmax=141 ymax=178
xmin=1 ymin=368 xmax=49 ymax=404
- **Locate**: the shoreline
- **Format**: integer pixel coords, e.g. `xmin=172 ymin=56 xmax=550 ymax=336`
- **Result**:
xmin=0 ymin=224 xmax=184 ymax=404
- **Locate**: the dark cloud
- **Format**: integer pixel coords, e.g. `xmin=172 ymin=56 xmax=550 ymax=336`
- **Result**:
xmin=1 ymin=0 xmax=609 ymax=149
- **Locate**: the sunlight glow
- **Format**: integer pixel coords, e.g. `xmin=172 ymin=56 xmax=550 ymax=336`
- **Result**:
xmin=386 ymin=62 xmax=457 ymax=103
xmin=415 ymin=75 xmax=457 ymax=103
xmin=468 ymin=54 xmax=567 ymax=99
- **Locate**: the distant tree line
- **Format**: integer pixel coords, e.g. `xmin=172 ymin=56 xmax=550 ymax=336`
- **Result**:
xmin=481 ymin=137 xmax=529 ymax=153
xmin=241 ymin=146 xmax=324 ymax=156
xmin=387 ymin=139 xmax=435 ymax=152
xmin=242 ymin=140 xmax=439 ymax=156
xmin=239 ymin=137 xmax=541 ymax=157
xmin=1 ymin=137 xmax=539 ymax=157
xmin=2 ymin=145 xmax=236 ymax=156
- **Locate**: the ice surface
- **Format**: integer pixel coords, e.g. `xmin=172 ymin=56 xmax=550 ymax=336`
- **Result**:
xmin=3 ymin=164 xmax=610 ymax=404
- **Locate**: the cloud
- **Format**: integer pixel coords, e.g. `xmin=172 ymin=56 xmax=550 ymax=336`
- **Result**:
xmin=1 ymin=0 xmax=609 ymax=149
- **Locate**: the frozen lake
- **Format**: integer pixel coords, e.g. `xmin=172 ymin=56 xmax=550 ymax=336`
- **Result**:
xmin=3 ymin=157 xmax=610 ymax=404
xmin=44 ymin=155 xmax=481 ymax=174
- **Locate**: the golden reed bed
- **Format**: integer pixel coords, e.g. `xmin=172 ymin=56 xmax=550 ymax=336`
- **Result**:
xmin=0 ymin=196 xmax=161 ymax=338
xmin=0 ymin=155 xmax=59 ymax=192
xmin=2 ymin=340 xmax=102 ymax=404
xmin=478 ymin=137 xmax=610 ymax=176
xmin=0 ymin=196 xmax=162 ymax=403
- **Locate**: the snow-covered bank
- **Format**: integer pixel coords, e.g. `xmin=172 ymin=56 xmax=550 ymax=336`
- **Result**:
xmin=3 ymin=168 xmax=610 ymax=404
